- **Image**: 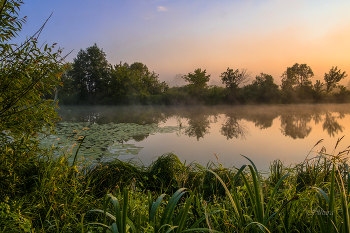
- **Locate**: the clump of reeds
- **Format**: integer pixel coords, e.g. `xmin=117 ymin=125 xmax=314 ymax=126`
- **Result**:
xmin=4 ymin=135 xmax=350 ymax=232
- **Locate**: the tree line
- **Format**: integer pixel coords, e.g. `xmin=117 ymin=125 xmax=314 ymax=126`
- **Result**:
xmin=58 ymin=44 xmax=350 ymax=105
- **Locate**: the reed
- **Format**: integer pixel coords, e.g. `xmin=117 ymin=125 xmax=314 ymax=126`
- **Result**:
xmin=2 ymin=138 xmax=350 ymax=232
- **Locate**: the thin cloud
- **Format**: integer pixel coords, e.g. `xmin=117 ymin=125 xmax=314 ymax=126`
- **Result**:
xmin=157 ymin=6 xmax=167 ymax=11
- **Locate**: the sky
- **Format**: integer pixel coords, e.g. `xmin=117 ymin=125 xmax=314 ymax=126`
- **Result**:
xmin=15 ymin=0 xmax=350 ymax=86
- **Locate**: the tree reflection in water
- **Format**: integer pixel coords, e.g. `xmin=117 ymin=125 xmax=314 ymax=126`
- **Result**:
xmin=184 ymin=115 xmax=211 ymax=141
xmin=220 ymin=116 xmax=249 ymax=140
xmin=280 ymin=115 xmax=312 ymax=139
xmin=312 ymin=112 xmax=323 ymax=125
xmin=323 ymin=112 xmax=344 ymax=137
xmin=57 ymin=105 xmax=350 ymax=142
xmin=249 ymin=115 xmax=275 ymax=130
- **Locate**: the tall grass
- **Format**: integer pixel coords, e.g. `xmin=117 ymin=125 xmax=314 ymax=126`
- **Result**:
xmin=2 ymin=138 xmax=350 ymax=232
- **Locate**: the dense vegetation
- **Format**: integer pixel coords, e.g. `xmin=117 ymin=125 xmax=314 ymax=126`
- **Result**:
xmin=3 ymin=1 xmax=350 ymax=232
xmin=58 ymin=45 xmax=350 ymax=105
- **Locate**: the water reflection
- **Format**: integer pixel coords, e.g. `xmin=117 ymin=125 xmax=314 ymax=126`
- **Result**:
xmin=323 ymin=112 xmax=344 ymax=137
xmin=184 ymin=114 xmax=211 ymax=141
xmin=312 ymin=113 xmax=322 ymax=124
xmin=280 ymin=115 xmax=312 ymax=139
xmin=58 ymin=106 xmax=168 ymax=125
xmin=57 ymin=104 xmax=350 ymax=141
xmin=132 ymin=134 xmax=150 ymax=142
xmin=221 ymin=116 xmax=249 ymax=140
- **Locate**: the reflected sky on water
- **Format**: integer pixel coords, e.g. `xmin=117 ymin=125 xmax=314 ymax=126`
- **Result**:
xmin=57 ymin=104 xmax=350 ymax=171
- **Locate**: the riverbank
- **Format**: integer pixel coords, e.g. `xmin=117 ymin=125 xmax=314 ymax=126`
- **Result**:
xmin=1 ymin=140 xmax=349 ymax=232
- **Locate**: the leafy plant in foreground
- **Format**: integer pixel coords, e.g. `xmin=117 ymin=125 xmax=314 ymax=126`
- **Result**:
xmin=206 ymin=155 xmax=291 ymax=232
xmin=311 ymin=138 xmax=350 ymax=233
xmin=85 ymin=188 xmax=219 ymax=233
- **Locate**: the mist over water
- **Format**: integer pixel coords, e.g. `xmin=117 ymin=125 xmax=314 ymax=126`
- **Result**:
xmin=57 ymin=104 xmax=350 ymax=171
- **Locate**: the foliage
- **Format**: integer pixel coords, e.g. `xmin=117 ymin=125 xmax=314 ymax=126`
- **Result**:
xmin=68 ymin=43 xmax=110 ymax=104
xmin=0 ymin=0 xmax=26 ymax=47
xmin=280 ymin=63 xmax=318 ymax=102
xmin=220 ymin=67 xmax=250 ymax=91
xmin=86 ymin=188 xmax=213 ymax=233
xmin=241 ymin=73 xmax=280 ymax=103
xmin=324 ymin=66 xmax=348 ymax=93
xmin=5 ymin=0 xmax=350 ymax=232
xmin=60 ymin=57 xmax=169 ymax=105
xmin=0 ymin=0 xmax=64 ymax=204
xmin=281 ymin=63 xmax=314 ymax=91
xmin=59 ymin=49 xmax=350 ymax=105
xmin=182 ymin=68 xmax=210 ymax=97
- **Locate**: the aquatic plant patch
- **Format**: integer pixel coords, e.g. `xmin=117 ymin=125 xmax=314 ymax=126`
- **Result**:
xmin=39 ymin=122 xmax=188 ymax=161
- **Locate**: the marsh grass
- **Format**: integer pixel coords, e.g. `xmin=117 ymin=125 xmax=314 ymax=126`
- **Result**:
xmin=2 ymin=136 xmax=350 ymax=232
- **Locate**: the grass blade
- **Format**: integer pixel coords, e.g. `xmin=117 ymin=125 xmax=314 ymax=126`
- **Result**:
xmin=205 ymin=166 xmax=246 ymax=226
xmin=122 ymin=188 xmax=128 ymax=233
xmin=175 ymin=194 xmax=194 ymax=232
xmin=264 ymin=173 xmax=291 ymax=224
xmin=150 ymin=193 xmax=166 ymax=225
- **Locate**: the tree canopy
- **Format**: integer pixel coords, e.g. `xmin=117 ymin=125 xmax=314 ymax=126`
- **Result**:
xmin=182 ymin=68 xmax=210 ymax=96
xmin=281 ymin=63 xmax=314 ymax=91
xmin=58 ymin=49 xmax=350 ymax=105
xmin=70 ymin=43 xmax=110 ymax=104
xmin=220 ymin=68 xmax=250 ymax=91
xmin=324 ymin=66 xmax=347 ymax=93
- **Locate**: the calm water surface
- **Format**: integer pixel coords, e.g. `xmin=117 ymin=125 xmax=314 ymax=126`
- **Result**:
xmin=57 ymin=104 xmax=350 ymax=171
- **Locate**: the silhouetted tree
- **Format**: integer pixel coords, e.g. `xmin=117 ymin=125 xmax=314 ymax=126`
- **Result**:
xmin=324 ymin=66 xmax=347 ymax=93
xmin=281 ymin=63 xmax=314 ymax=101
xmin=220 ymin=68 xmax=250 ymax=102
xmin=182 ymin=68 xmax=210 ymax=96
xmin=248 ymin=73 xmax=280 ymax=103
xmin=281 ymin=63 xmax=314 ymax=90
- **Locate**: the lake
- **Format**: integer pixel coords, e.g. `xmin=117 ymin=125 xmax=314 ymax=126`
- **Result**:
xmin=52 ymin=104 xmax=350 ymax=172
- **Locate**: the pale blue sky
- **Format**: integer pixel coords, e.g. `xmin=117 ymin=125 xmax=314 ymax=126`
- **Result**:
xmin=14 ymin=0 xmax=350 ymax=85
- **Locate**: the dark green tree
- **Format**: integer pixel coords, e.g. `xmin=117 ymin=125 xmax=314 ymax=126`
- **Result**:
xmin=220 ymin=68 xmax=250 ymax=91
xmin=281 ymin=63 xmax=314 ymax=102
xmin=183 ymin=68 xmax=210 ymax=96
xmin=57 ymin=62 xmax=75 ymax=103
xmin=109 ymin=62 xmax=131 ymax=103
xmin=281 ymin=63 xmax=314 ymax=91
xmin=70 ymin=43 xmax=110 ymax=104
xmin=109 ymin=61 xmax=168 ymax=104
xmin=324 ymin=66 xmax=347 ymax=93
xmin=251 ymin=73 xmax=280 ymax=103
xmin=312 ymin=80 xmax=325 ymax=102
xmin=220 ymin=68 xmax=250 ymax=102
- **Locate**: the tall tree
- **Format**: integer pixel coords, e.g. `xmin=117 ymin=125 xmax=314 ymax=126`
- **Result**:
xmin=183 ymin=68 xmax=210 ymax=96
xmin=220 ymin=68 xmax=250 ymax=103
xmin=281 ymin=63 xmax=314 ymax=91
xmin=71 ymin=43 xmax=110 ymax=103
xmin=250 ymin=73 xmax=280 ymax=103
xmin=324 ymin=66 xmax=347 ymax=93
xmin=109 ymin=61 xmax=168 ymax=104
xmin=220 ymin=68 xmax=250 ymax=91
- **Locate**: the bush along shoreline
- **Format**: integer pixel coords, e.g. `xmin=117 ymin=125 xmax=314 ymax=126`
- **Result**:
xmin=1 ymin=136 xmax=350 ymax=232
